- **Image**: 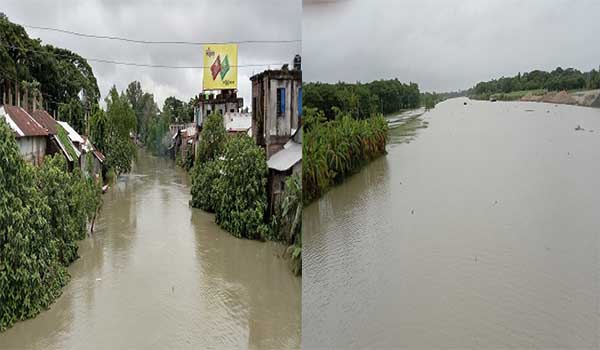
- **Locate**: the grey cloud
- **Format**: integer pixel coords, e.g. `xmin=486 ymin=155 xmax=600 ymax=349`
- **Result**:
xmin=2 ymin=0 xmax=301 ymax=108
xmin=303 ymin=0 xmax=600 ymax=92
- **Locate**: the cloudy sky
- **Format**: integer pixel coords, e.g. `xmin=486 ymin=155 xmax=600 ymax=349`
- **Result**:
xmin=303 ymin=0 xmax=600 ymax=92
xmin=2 ymin=0 xmax=301 ymax=109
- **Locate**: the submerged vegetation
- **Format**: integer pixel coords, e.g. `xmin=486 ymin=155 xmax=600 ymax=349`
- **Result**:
xmin=0 ymin=121 xmax=102 ymax=331
xmin=303 ymin=108 xmax=388 ymax=204
xmin=190 ymin=115 xmax=269 ymax=240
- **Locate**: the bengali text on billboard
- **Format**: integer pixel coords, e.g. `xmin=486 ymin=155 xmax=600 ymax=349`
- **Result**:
xmin=203 ymin=44 xmax=238 ymax=90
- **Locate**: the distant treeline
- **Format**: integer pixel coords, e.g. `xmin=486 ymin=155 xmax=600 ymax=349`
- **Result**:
xmin=470 ymin=67 xmax=600 ymax=99
xmin=303 ymin=79 xmax=420 ymax=120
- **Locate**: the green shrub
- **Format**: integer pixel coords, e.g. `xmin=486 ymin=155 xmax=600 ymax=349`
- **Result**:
xmin=197 ymin=113 xmax=226 ymax=163
xmin=214 ymin=136 xmax=269 ymax=239
xmin=190 ymin=159 xmax=221 ymax=212
xmin=0 ymin=121 xmax=68 ymax=331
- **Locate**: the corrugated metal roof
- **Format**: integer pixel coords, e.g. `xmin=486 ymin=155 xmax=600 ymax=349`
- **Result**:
xmin=57 ymin=121 xmax=84 ymax=144
xmin=0 ymin=105 xmax=48 ymax=137
xmin=267 ymin=140 xmax=302 ymax=172
xmin=31 ymin=110 xmax=58 ymax=134
xmin=52 ymin=135 xmax=76 ymax=162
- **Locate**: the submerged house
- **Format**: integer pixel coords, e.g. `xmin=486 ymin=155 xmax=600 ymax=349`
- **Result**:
xmin=0 ymin=105 xmax=48 ymax=165
xmin=30 ymin=109 xmax=80 ymax=169
xmin=250 ymin=60 xmax=302 ymax=158
xmin=250 ymin=56 xmax=302 ymax=213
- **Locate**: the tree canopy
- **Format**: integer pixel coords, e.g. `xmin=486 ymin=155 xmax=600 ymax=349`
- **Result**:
xmin=304 ymin=79 xmax=420 ymax=120
xmin=470 ymin=66 xmax=600 ymax=98
xmin=0 ymin=14 xmax=99 ymax=133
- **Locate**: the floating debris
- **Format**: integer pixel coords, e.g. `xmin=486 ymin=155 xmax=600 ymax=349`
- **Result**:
xmin=575 ymin=125 xmax=585 ymax=131
xmin=411 ymin=210 xmax=414 ymax=214
xmin=96 ymin=278 xmax=102 ymax=281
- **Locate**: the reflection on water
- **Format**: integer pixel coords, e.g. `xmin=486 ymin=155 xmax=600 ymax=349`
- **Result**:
xmin=0 ymin=150 xmax=300 ymax=350
xmin=304 ymin=98 xmax=600 ymax=349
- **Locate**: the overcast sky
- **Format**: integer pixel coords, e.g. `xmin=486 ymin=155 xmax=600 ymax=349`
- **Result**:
xmin=2 ymin=0 xmax=301 ymax=109
xmin=303 ymin=0 xmax=600 ymax=92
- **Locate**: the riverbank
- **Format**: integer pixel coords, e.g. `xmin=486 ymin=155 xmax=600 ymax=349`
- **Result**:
xmin=472 ymin=89 xmax=600 ymax=107
xmin=303 ymin=109 xmax=388 ymax=204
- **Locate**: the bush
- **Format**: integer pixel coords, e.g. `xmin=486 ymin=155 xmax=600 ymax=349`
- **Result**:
xmin=0 ymin=121 xmax=68 ymax=331
xmin=0 ymin=121 xmax=103 ymax=331
xmin=303 ymin=108 xmax=388 ymax=203
xmin=213 ymin=136 xmax=269 ymax=239
xmin=190 ymin=159 xmax=221 ymax=212
xmin=197 ymin=113 xmax=226 ymax=163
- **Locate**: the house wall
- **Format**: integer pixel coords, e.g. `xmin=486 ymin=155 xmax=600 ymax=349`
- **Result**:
xmin=16 ymin=136 xmax=46 ymax=166
xmin=252 ymin=75 xmax=301 ymax=159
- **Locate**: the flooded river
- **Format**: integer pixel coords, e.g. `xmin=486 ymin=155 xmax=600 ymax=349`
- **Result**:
xmin=304 ymin=98 xmax=600 ymax=348
xmin=0 ymin=151 xmax=300 ymax=350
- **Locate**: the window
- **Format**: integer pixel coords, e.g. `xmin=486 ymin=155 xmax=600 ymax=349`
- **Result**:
xmin=277 ymin=87 xmax=286 ymax=117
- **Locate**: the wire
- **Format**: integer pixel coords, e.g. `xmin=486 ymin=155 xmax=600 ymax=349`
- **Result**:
xmin=0 ymin=42 xmax=289 ymax=70
xmin=23 ymin=24 xmax=301 ymax=46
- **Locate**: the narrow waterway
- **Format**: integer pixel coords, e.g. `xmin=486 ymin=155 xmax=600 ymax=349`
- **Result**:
xmin=0 ymin=150 xmax=301 ymax=350
xmin=304 ymin=98 xmax=600 ymax=348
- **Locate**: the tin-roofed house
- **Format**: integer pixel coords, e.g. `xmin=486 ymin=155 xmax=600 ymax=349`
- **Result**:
xmin=56 ymin=120 xmax=103 ymax=178
xmin=0 ymin=105 xmax=48 ymax=165
xmin=30 ymin=109 xmax=80 ymax=170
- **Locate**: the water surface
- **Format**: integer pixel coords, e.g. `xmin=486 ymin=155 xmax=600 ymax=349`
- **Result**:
xmin=0 ymin=151 xmax=301 ymax=350
xmin=304 ymin=98 xmax=600 ymax=348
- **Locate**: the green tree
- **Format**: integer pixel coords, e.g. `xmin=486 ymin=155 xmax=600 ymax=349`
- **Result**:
xmin=103 ymin=86 xmax=137 ymax=175
xmin=197 ymin=113 xmax=226 ymax=163
xmin=0 ymin=120 xmax=68 ymax=331
xmin=214 ymin=136 xmax=269 ymax=239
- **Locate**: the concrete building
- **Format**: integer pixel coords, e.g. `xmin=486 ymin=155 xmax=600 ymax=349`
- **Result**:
xmin=194 ymin=89 xmax=243 ymax=128
xmin=224 ymin=111 xmax=252 ymax=135
xmin=250 ymin=62 xmax=302 ymax=158
xmin=0 ymin=105 xmax=48 ymax=165
xmin=250 ymin=56 xmax=302 ymax=214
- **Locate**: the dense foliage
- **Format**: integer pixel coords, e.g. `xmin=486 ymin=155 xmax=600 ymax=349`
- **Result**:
xmin=0 ymin=121 xmax=101 ymax=331
xmin=303 ymin=108 xmax=388 ymax=203
xmin=189 ymin=159 xmax=222 ymax=212
xmin=0 ymin=14 xmax=99 ymax=134
xmin=470 ymin=66 xmax=600 ymax=99
xmin=125 ymin=81 xmax=160 ymax=140
xmin=190 ymin=134 xmax=269 ymax=240
xmin=214 ymin=136 xmax=269 ymax=239
xmin=274 ymin=173 xmax=302 ymax=275
xmin=197 ymin=113 xmax=226 ymax=163
xmin=162 ymin=96 xmax=196 ymax=124
xmin=90 ymin=86 xmax=137 ymax=176
xmin=304 ymin=79 xmax=420 ymax=120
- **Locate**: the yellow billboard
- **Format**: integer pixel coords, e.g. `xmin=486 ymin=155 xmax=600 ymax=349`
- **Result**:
xmin=203 ymin=44 xmax=238 ymax=90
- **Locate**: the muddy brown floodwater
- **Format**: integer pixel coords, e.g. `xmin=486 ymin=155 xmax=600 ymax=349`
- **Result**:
xmin=0 ymin=150 xmax=300 ymax=350
xmin=303 ymin=98 xmax=600 ymax=349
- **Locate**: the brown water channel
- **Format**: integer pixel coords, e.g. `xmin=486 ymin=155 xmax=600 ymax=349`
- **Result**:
xmin=303 ymin=98 xmax=600 ymax=349
xmin=0 ymin=150 xmax=301 ymax=350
